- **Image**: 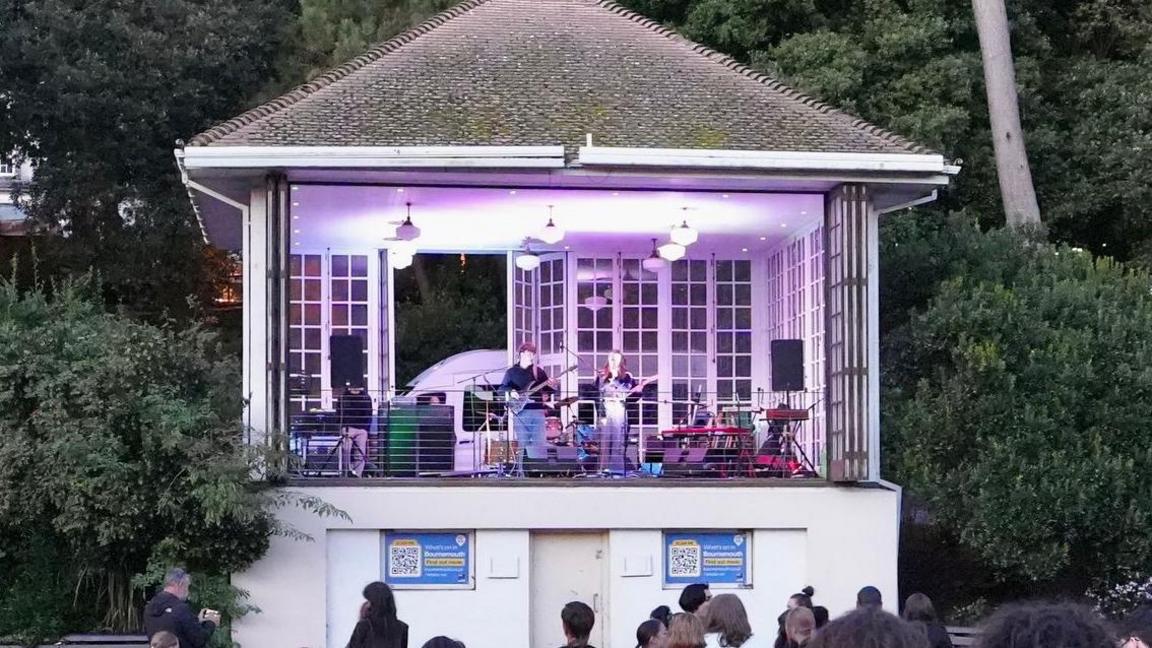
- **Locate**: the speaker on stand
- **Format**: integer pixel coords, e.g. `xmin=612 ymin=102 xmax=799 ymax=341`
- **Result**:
xmin=330 ymin=334 xmax=366 ymax=390
xmin=769 ymin=339 xmax=804 ymax=393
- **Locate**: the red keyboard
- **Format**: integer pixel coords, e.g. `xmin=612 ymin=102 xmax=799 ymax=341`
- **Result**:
xmin=661 ymin=426 xmax=747 ymax=436
xmin=762 ymin=408 xmax=809 ymax=421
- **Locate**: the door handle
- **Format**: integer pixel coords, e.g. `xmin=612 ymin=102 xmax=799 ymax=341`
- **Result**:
xmin=593 ymin=593 xmax=600 ymax=612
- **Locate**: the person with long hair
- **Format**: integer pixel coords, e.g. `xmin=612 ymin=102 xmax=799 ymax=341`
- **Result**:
xmin=775 ymin=587 xmax=815 ymax=648
xmin=901 ymin=593 xmax=952 ymax=648
xmin=702 ymin=593 xmax=758 ymax=647
xmin=638 ymin=618 xmax=669 ymax=648
xmin=595 ymin=350 xmax=636 ymax=474
xmin=347 ymin=581 xmax=408 ymax=648
xmin=668 ymin=613 xmax=708 ymax=648
xmin=784 ymin=608 xmax=815 ymax=648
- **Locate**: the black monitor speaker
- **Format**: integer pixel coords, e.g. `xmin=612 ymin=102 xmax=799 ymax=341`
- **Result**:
xmin=770 ymin=339 xmax=804 ymax=392
xmin=330 ymin=334 xmax=365 ymax=389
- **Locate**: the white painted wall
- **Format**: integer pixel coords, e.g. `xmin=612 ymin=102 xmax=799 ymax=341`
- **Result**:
xmin=232 ymin=484 xmax=899 ymax=648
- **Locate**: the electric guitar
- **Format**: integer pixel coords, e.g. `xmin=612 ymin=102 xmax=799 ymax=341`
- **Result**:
xmin=506 ymin=364 xmax=579 ymax=415
xmin=601 ymin=374 xmax=659 ymax=401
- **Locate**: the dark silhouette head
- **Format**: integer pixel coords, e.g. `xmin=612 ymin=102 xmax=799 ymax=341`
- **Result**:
xmin=813 ymin=606 xmax=830 ymax=628
xmin=562 ymin=601 xmax=596 ymax=648
xmin=421 ymin=638 xmax=465 ymax=648
xmin=362 ymin=581 xmax=398 ymax=635
xmin=977 ymin=602 xmax=1114 ymax=648
xmin=857 ymin=585 xmax=883 ymax=609
xmin=808 ymin=607 xmax=928 ymax=648
xmin=651 ymin=605 xmax=673 ymax=627
xmin=679 ymin=583 xmax=711 ymax=613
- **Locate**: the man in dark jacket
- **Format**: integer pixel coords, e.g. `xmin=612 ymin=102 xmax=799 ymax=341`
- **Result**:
xmin=143 ymin=568 xmax=218 ymax=648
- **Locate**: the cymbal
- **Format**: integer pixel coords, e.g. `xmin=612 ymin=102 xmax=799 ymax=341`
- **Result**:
xmin=554 ymin=396 xmax=581 ymax=407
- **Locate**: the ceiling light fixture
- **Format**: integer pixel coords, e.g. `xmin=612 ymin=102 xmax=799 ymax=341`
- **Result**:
xmin=391 ymin=251 xmax=414 ymax=270
xmin=538 ymin=205 xmax=564 ymax=245
xmin=515 ymin=248 xmax=541 ymax=271
xmin=670 ymin=219 xmax=698 ymax=247
xmin=395 ymin=202 xmax=421 ymax=241
xmin=658 ymin=242 xmax=686 ymax=262
xmin=642 ymin=238 xmax=666 ymax=272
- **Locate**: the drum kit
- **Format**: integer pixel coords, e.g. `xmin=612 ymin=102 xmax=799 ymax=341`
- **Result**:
xmin=471 ymin=392 xmax=600 ymax=473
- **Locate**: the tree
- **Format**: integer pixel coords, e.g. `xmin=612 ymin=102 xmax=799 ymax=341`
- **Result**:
xmin=0 ymin=275 xmax=343 ymax=643
xmin=971 ymin=0 xmax=1042 ymax=227
xmin=0 ymin=0 xmax=292 ymax=320
xmin=882 ymin=231 xmax=1152 ymax=593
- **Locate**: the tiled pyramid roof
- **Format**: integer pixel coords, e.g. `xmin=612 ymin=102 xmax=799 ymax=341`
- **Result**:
xmin=189 ymin=0 xmax=930 ymax=155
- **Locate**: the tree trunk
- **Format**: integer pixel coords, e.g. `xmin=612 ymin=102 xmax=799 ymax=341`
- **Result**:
xmin=411 ymin=254 xmax=432 ymax=304
xmin=972 ymin=0 xmax=1042 ymax=227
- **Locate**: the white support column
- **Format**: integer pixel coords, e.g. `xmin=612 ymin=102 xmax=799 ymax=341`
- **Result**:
xmin=245 ymin=185 xmax=269 ymax=444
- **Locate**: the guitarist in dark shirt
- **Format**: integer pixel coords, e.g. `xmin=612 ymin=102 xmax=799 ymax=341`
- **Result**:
xmin=499 ymin=341 xmax=556 ymax=464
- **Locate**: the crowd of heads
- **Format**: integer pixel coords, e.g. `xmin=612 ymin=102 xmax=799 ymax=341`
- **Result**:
xmin=150 ymin=575 xmax=1152 ymax=648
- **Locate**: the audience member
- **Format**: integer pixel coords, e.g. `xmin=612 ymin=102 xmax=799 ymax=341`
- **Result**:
xmin=812 ymin=607 xmax=829 ymax=630
xmin=702 ymin=593 xmax=756 ymax=647
xmin=776 ymin=589 xmax=815 ymax=648
xmin=975 ymin=602 xmax=1113 ymax=648
xmin=857 ymin=586 xmax=884 ymax=610
xmin=652 ymin=605 xmax=674 ymax=628
xmin=149 ymin=631 xmax=179 ymax=648
xmin=807 ymin=607 xmax=928 ymax=648
xmin=347 ymin=581 xmax=408 ymax=648
xmin=784 ymin=608 xmax=815 ymax=648
xmin=788 ymin=588 xmax=815 ymax=610
xmin=142 ymin=568 xmax=219 ymax=648
xmin=638 ymin=618 xmax=669 ymax=648
xmin=421 ymin=638 xmax=464 ymax=648
xmin=668 ymin=613 xmax=708 ymax=648
xmin=902 ymin=593 xmax=953 ymax=648
xmin=680 ymin=584 xmax=713 ymax=615
xmin=560 ymin=601 xmax=596 ymax=648
xmin=1121 ymin=605 xmax=1152 ymax=648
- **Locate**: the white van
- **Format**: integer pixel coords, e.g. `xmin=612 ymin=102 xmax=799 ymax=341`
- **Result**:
xmin=396 ymin=349 xmax=509 ymax=472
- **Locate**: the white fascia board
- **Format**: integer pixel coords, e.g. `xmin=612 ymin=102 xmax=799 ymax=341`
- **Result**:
xmin=181 ymin=146 xmax=567 ymax=170
xmin=577 ymin=146 xmax=956 ymax=175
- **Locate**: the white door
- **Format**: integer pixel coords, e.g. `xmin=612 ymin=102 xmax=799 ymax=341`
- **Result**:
xmin=531 ymin=532 xmax=607 ymax=648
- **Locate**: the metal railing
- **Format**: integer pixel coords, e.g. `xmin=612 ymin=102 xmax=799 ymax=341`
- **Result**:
xmin=284 ymin=387 xmax=824 ymax=480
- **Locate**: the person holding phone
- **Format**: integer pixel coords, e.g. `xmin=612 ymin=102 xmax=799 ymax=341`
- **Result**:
xmin=143 ymin=568 xmax=219 ymax=648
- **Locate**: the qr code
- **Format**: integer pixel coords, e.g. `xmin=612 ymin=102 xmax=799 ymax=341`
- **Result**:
xmin=388 ymin=543 xmax=422 ymax=578
xmin=669 ymin=543 xmax=702 ymax=578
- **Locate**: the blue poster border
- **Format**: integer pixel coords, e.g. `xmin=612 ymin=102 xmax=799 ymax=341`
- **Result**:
xmin=662 ymin=530 xmax=753 ymax=589
xmin=381 ymin=530 xmax=475 ymax=590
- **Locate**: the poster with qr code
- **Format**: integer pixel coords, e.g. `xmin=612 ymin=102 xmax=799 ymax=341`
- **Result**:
xmin=382 ymin=532 xmax=473 ymax=589
xmin=663 ymin=532 xmax=750 ymax=588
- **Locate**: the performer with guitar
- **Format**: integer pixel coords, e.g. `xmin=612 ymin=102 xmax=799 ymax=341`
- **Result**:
xmin=499 ymin=341 xmax=558 ymax=467
xmin=594 ymin=350 xmax=657 ymax=475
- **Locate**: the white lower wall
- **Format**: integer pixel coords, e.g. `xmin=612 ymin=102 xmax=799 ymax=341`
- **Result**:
xmin=233 ymin=484 xmax=899 ymax=648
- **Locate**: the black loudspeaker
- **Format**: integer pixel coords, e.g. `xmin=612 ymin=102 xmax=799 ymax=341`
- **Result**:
xmin=330 ymin=335 xmax=365 ymax=389
xmin=770 ymin=339 xmax=805 ymax=392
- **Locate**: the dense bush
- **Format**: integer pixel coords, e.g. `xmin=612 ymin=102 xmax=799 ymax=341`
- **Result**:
xmin=0 ymin=276 xmax=342 ymax=645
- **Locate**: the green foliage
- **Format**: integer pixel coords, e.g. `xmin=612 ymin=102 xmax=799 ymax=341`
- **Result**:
xmin=282 ymin=0 xmax=457 ymax=84
xmin=393 ymin=254 xmax=506 ymax=385
xmin=0 ymin=275 xmax=345 ymax=642
xmin=620 ymin=0 xmax=1152 ymax=258
xmin=882 ymin=230 xmax=1152 ymax=589
xmin=0 ymin=0 xmax=292 ymax=320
